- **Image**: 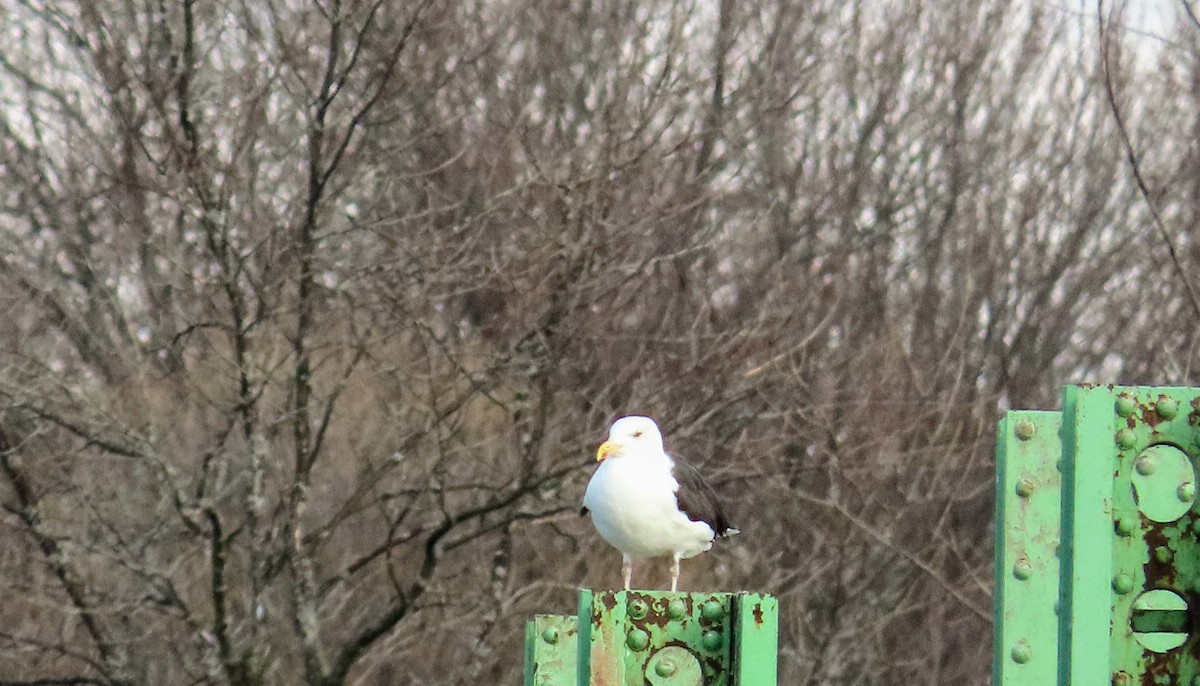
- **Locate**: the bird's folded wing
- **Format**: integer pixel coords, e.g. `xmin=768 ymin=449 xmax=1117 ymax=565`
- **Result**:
xmin=670 ymin=454 xmax=737 ymax=537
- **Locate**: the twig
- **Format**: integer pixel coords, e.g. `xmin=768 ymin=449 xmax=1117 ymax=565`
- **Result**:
xmin=1183 ymin=0 xmax=1200 ymax=32
xmin=792 ymin=490 xmax=991 ymax=622
xmin=1097 ymin=0 xmax=1200 ymax=321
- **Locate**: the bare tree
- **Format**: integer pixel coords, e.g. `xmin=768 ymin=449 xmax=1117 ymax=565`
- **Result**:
xmin=1 ymin=1 xmax=1198 ymax=684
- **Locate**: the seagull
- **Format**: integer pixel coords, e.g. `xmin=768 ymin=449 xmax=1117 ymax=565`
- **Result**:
xmin=581 ymin=415 xmax=738 ymax=591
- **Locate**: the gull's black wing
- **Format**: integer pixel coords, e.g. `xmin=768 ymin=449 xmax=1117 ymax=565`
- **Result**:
xmin=670 ymin=454 xmax=738 ymax=537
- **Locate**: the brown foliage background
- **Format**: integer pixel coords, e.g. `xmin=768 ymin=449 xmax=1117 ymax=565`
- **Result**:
xmin=1 ymin=1 xmax=1198 ymax=684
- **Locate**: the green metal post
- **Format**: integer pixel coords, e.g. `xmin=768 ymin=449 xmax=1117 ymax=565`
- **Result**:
xmin=994 ymin=385 xmax=1200 ymax=685
xmin=993 ymin=410 xmax=1062 ymax=685
xmin=1098 ymin=387 xmax=1199 ymax=682
xmin=525 ymin=614 xmax=579 ymax=686
xmin=1060 ymin=385 xmax=1118 ymax=685
xmin=732 ymin=593 xmax=778 ymax=684
xmin=526 ymin=590 xmax=777 ymax=685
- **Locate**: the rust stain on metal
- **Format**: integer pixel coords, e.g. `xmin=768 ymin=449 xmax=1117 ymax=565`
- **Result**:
xmin=1142 ymin=523 xmax=1175 ymax=588
xmin=1189 ymin=396 xmax=1200 ymax=427
xmin=1189 ymin=596 xmax=1200 ymax=662
xmin=601 ymin=593 xmax=617 ymax=612
xmin=589 ymin=599 xmax=621 ymax=686
xmin=1141 ymin=397 xmax=1165 ymax=427
xmin=1141 ymin=649 xmax=1178 ymax=686
xmin=703 ymin=653 xmax=724 ymax=676
xmin=641 ymin=594 xmax=670 ymax=629
xmin=753 ymin=604 xmax=764 ymax=625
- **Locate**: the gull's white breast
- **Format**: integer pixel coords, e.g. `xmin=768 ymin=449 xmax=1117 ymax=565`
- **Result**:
xmin=583 ymin=455 xmax=716 ymax=560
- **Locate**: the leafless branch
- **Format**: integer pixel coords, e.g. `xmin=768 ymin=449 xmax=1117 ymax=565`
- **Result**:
xmin=1097 ymin=0 xmax=1200 ymax=321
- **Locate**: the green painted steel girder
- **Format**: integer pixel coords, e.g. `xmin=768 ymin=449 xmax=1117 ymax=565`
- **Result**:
xmin=994 ymin=410 xmax=1063 ymax=683
xmin=524 ymin=590 xmax=777 ymax=685
xmin=995 ymin=385 xmax=1200 ymax=685
xmin=526 ymin=614 xmax=579 ymax=686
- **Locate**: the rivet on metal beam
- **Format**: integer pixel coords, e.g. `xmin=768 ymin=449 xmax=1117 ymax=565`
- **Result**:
xmin=1157 ymin=397 xmax=1179 ymax=419
xmin=655 ymin=660 xmax=677 ymax=677
xmin=701 ymin=600 xmax=724 ymax=622
xmin=1115 ymin=395 xmax=1136 ymax=417
xmin=626 ymin=629 xmax=650 ymax=651
xmin=701 ymin=630 xmax=723 ymax=651
xmin=1116 ymin=429 xmax=1137 ymax=449
xmin=1179 ymin=482 xmax=1196 ymax=503
xmin=1113 ymin=574 xmax=1135 ymax=595
xmin=1114 ymin=516 xmax=1137 ymax=536
xmin=1155 ymin=546 xmax=1173 ymax=564
xmin=1135 ymin=456 xmax=1156 ymax=476
xmin=1014 ymin=420 xmax=1035 ymax=441
xmin=1010 ymin=639 xmax=1032 ymax=664
xmin=1112 ymin=671 xmax=1132 ymax=686
xmin=1013 ymin=559 xmax=1033 ymax=580
xmin=667 ymin=599 xmax=687 ymax=620
xmin=541 ymin=627 xmax=559 ymax=645
xmin=628 ymin=599 xmax=648 ymax=620
xmin=1015 ymin=477 xmax=1036 ymax=498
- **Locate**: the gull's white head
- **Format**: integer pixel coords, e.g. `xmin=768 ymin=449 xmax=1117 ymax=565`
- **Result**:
xmin=595 ymin=415 xmax=665 ymax=461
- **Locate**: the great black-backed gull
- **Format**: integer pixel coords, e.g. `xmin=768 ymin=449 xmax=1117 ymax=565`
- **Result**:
xmin=581 ymin=415 xmax=738 ymax=591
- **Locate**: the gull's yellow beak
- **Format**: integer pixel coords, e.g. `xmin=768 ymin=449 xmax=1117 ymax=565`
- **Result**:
xmin=596 ymin=440 xmax=619 ymax=462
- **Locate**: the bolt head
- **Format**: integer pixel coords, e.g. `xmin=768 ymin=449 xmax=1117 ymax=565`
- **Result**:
xmin=1015 ymin=477 xmax=1036 ymax=498
xmin=1115 ymin=516 xmax=1137 ymax=536
xmin=1179 ymin=482 xmax=1196 ymax=503
xmin=1158 ymin=397 xmax=1180 ymax=419
xmin=1115 ymin=396 xmax=1136 ymax=417
xmin=1010 ymin=639 xmax=1032 ymax=664
xmin=628 ymin=598 xmax=648 ymax=620
xmin=654 ymin=660 xmax=677 ymax=677
xmin=701 ymin=600 xmax=724 ymax=622
xmin=1116 ymin=429 xmax=1137 ymax=449
xmin=1135 ymin=456 xmax=1156 ymax=476
xmin=1113 ymin=574 xmax=1135 ymax=595
xmin=667 ymin=599 xmax=687 ymax=619
xmin=1155 ymin=546 xmax=1173 ymax=564
xmin=701 ymin=630 xmax=723 ymax=651
xmin=626 ymin=628 xmax=650 ymax=651
xmin=1113 ymin=671 xmax=1132 ymax=686
xmin=541 ymin=627 xmax=559 ymax=645
xmin=1013 ymin=560 xmax=1033 ymax=580
xmin=1014 ymin=421 xmax=1035 ymax=441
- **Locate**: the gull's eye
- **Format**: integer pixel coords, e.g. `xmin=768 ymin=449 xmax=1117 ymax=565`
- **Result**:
xmin=632 ymin=430 xmax=644 ymax=438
